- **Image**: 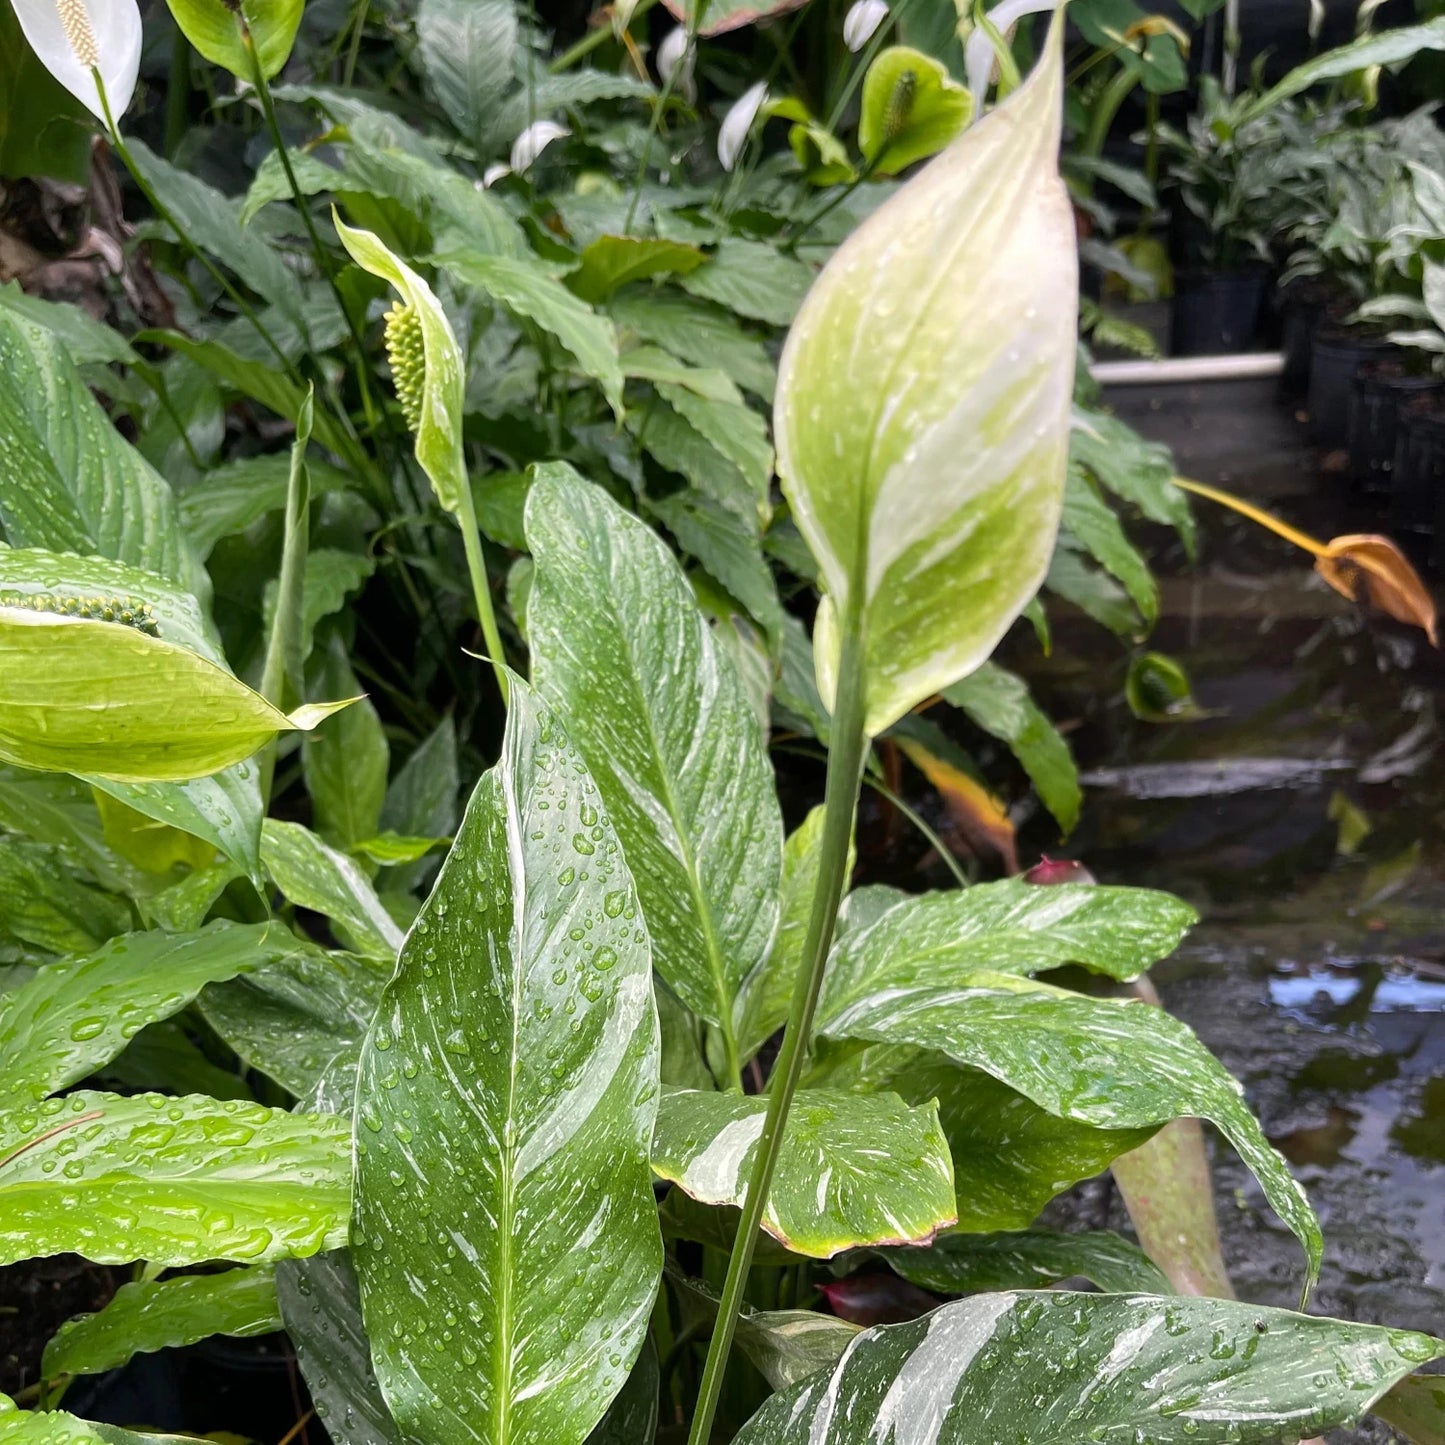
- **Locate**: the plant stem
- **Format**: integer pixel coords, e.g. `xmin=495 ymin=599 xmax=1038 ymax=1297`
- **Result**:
xmin=1081 ymin=64 xmax=1140 ymax=159
xmin=454 ymin=485 xmax=511 ymax=707
xmin=551 ymin=0 xmax=660 ymax=73
xmin=258 ymin=398 xmax=313 ymax=803
xmin=97 ymin=78 xmax=300 ymax=387
xmin=687 ymin=623 xmax=869 ymax=1445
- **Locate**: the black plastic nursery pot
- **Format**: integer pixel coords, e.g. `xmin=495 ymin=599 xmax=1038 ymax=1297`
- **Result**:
xmin=1389 ymin=405 xmax=1445 ymax=543
xmin=1347 ymin=364 xmax=1444 ymax=496
xmin=1170 ymin=269 xmax=1271 ymax=356
xmin=1307 ymin=329 xmax=1395 ymax=451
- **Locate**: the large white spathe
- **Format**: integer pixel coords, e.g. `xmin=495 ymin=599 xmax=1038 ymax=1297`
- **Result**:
xmin=775 ymin=19 xmax=1076 ymax=737
xmin=12 ymin=0 xmax=142 ymax=123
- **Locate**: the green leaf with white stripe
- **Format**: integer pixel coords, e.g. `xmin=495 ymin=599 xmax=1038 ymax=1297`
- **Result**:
xmin=0 ymin=1091 xmax=349 ymax=1267
xmin=775 ymin=29 xmax=1076 ymax=735
xmin=0 ymin=922 xmax=307 ymax=1108
xmin=352 ymin=682 xmax=661 ymax=1445
xmin=42 ymin=1267 xmax=282 ymax=1381
xmin=733 ymin=1293 xmax=1443 ymax=1443
xmin=819 ymin=879 xmax=1197 ymax=1025
xmin=525 ymin=470 xmax=782 ymax=1082
xmin=818 ymin=974 xmax=1321 ymax=1296
xmin=651 ymin=1088 xmax=955 ymax=1258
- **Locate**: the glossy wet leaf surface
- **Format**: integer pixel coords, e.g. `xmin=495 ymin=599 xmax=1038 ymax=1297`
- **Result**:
xmin=352 ymin=682 xmax=661 ymax=1444
xmin=201 ymin=942 xmax=389 ymax=1097
xmin=733 ymin=1292 xmax=1443 ymax=1442
xmin=41 ymin=1266 xmax=281 ymax=1381
xmin=818 ymin=879 xmax=1198 ymax=1024
xmin=526 ymin=469 xmax=781 ymax=1078
xmin=262 ymin=820 xmax=403 ymax=962
xmin=0 ymin=1091 xmax=349 ymax=1266
xmin=0 ymin=922 xmax=308 ymax=1107
xmin=277 ymin=1247 xmax=400 ymax=1445
xmin=651 ymin=1087 xmax=955 ymax=1257
xmin=876 ymin=1228 xmax=1173 ymax=1296
xmin=0 ymin=313 xmax=194 ymax=592
xmin=818 ymin=975 xmax=1322 ymax=1294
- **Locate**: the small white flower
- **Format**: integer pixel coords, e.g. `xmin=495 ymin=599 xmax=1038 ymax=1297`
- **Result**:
xmin=11 ymin=0 xmax=141 ymax=124
xmin=964 ymin=0 xmax=1060 ymax=106
xmin=509 ymin=119 xmax=570 ymax=174
xmin=482 ymin=163 xmax=512 ymax=188
xmin=843 ymin=0 xmax=890 ymax=52
xmin=718 ymin=81 xmax=769 ymax=172
xmin=657 ymin=27 xmax=696 ymax=102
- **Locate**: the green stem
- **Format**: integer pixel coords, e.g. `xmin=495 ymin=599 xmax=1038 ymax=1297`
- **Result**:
xmin=258 ymin=396 xmax=313 ymax=803
xmin=455 ymin=486 xmax=511 ymax=707
xmin=687 ymin=623 xmax=869 ymax=1445
xmin=97 ymin=77 xmax=300 ymax=387
xmin=240 ymin=30 xmax=394 ymax=453
xmin=1081 ymin=64 xmax=1140 ymax=160
xmin=550 ymin=0 xmax=659 ymax=73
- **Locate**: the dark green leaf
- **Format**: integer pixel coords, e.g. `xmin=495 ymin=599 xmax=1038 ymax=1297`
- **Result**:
xmin=608 ymin=292 xmax=775 ymax=400
xmin=571 ymin=236 xmax=706 ymax=304
xmin=0 ymin=311 xmax=193 ymax=590
xmin=680 ymin=240 xmax=814 ymax=327
xmin=415 ymin=0 xmax=517 ymax=142
xmin=304 ymin=638 xmax=389 ymax=849
xmin=1061 ymin=472 xmax=1157 ymax=625
xmin=878 ymin=1228 xmax=1172 ymax=1296
xmin=277 ymin=1248 xmax=399 ymax=1445
xmin=201 ymin=942 xmax=388 ymax=1098
xmin=942 ymin=664 xmax=1080 ymax=833
xmin=438 ymin=248 xmax=624 ymax=416
xmin=42 ymin=1267 xmax=281 ymax=1381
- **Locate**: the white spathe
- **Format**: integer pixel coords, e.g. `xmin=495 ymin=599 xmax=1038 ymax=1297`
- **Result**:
xmin=11 ymin=0 xmax=141 ymax=123
xmin=657 ymin=26 xmax=696 ymax=102
xmin=964 ymin=0 xmax=1059 ymax=105
xmin=717 ymin=81 xmax=769 ymax=172
xmin=509 ymin=119 xmax=570 ymax=173
xmin=843 ymin=0 xmax=890 ymax=51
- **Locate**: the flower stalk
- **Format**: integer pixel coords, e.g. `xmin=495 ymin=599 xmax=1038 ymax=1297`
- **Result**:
xmin=686 ymin=615 xmax=869 ymax=1445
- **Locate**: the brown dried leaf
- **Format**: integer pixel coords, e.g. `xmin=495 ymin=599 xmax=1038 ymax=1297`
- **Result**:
xmin=1315 ymin=535 xmax=1438 ymax=645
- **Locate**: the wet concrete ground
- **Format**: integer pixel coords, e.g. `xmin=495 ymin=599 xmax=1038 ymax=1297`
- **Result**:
xmin=1034 ymin=376 xmax=1443 ymax=1434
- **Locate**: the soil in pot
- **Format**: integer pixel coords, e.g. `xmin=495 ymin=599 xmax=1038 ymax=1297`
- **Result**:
xmin=1308 ymin=327 xmax=1395 ymax=451
xmin=0 ymin=1256 xmax=118 ymax=1398
xmin=1170 ymin=268 xmax=1271 ymax=356
xmin=1347 ymin=359 xmax=1444 ymax=496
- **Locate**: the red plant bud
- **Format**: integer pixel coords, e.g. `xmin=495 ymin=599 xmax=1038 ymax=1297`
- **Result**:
xmin=1023 ymin=855 xmax=1096 ymax=886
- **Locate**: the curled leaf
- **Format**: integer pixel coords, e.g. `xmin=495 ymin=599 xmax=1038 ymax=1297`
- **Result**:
xmin=1315 ymin=535 xmax=1438 ymax=645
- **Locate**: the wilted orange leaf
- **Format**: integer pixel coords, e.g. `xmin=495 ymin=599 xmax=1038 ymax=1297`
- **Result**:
xmin=896 ymin=736 xmax=1018 ymax=874
xmin=1315 ymin=535 xmax=1438 ymax=645
xmin=1173 ymin=478 xmax=1438 ymax=646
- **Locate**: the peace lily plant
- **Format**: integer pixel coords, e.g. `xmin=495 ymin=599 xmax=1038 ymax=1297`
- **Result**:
xmin=0 ymin=10 xmax=1443 ymax=1445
